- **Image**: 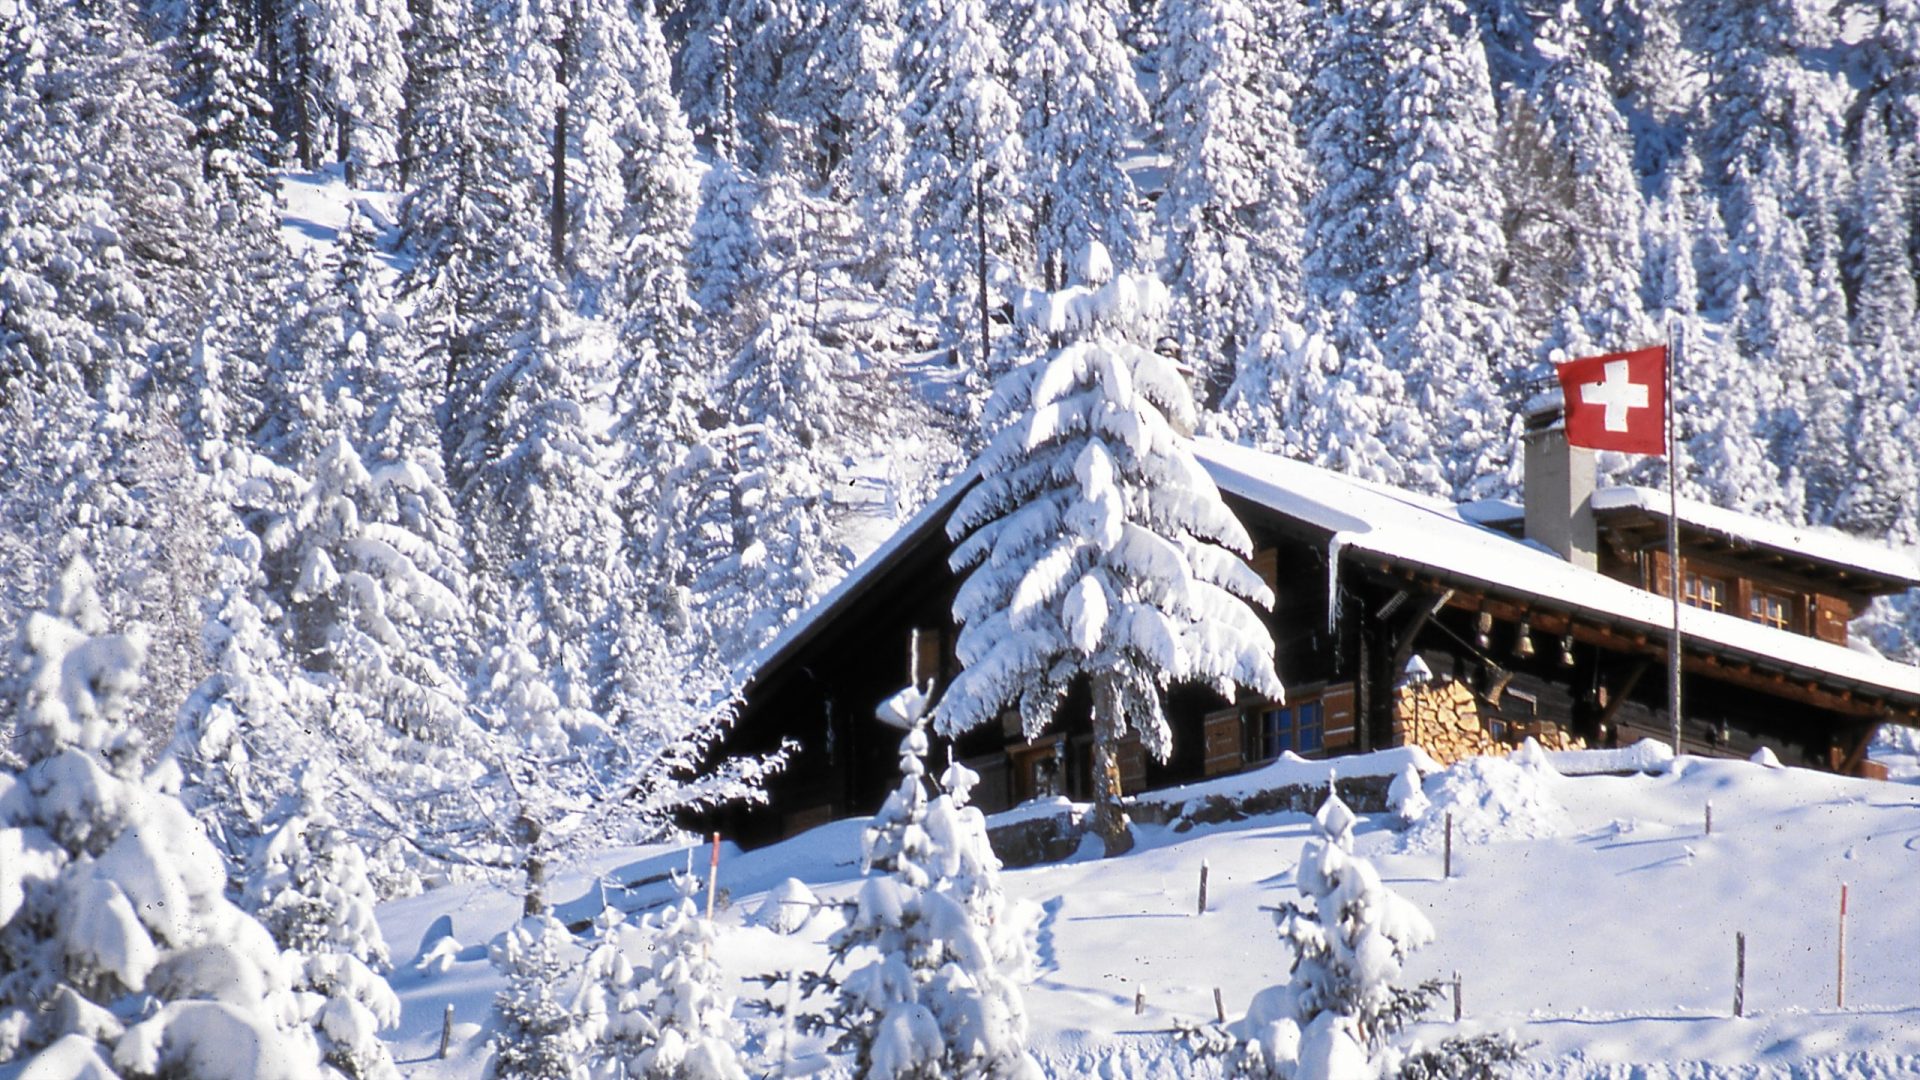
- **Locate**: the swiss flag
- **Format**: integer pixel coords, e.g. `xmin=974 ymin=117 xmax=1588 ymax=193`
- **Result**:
xmin=1555 ymin=345 xmax=1667 ymax=456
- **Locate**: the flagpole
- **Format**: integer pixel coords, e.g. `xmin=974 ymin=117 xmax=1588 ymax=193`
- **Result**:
xmin=1666 ymin=319 xmax=1683 ymax=756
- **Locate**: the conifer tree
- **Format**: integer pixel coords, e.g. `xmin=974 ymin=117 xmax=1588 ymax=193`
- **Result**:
xmin=581 ymin=878 xmax=747 ymax=1080
xmin=897 ymin=0 xmax=1026 ymax=370
xmin=1154 ymin=0 xmax=1311 ymax=409
xmin=488 ymin=912 xmax=585 ymax=1080
xmin=1300 ymin=0 xmax=1514 ymax=499
xmin=801 ymin=691 xmax=1043 ymax=1078
xmin=1015 ymin=0 xmax=1145 ymax=290
xmin=0 ymin=560 xmax=325 ymax=1077
xmin=937 ymin=247 xmax=1282 ymax=855
xmin=246 ymin=767 xmax=403 ymax=1080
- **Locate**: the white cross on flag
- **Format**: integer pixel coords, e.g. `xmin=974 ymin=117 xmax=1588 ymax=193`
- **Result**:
xmin=1555 ymin=345 xmax=1667 ymax=456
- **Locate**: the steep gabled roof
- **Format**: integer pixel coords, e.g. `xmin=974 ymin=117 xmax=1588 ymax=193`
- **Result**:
xmin=743 ymin=440 xmax=1920 ymax=712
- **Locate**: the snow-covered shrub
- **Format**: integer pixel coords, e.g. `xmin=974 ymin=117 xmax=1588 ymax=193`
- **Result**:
xmin=769 ymin=687 xmax=1041 ymax=1079
xmin=246 ymin=765 xmax=400 ymax=1079
xmin=487 ymin=913 xmax=585 ymax=1080
xmin=1387 ymin=764 xmax=1429 ymax=829
xmin=1184 ymin=788 xmax=1525 ymax=1079
xmin=580 ymin=878 xmax=745 ymax=1080
xmin=0 ymin=559 xmax=325 ymax=1077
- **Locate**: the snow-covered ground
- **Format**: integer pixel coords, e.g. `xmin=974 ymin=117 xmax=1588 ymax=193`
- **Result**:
xmin=379 ymin=748 xmax=1920 ymax=1077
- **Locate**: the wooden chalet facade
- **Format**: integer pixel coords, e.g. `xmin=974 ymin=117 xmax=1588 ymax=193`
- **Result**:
xmin=698 ymin=429 xmax=1920 ymax=849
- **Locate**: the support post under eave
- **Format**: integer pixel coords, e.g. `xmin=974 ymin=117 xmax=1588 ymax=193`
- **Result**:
xmin=1837 ymin=720 xmax=1883 ymax=777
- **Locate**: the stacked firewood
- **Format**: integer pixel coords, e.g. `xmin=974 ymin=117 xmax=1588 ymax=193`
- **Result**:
xmin=1393 ymin=678 xmax=1584 ymax=766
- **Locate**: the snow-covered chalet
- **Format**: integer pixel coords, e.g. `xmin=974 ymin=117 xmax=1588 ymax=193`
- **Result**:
xmin=700 ymin=408 xmax=1920 ymax=847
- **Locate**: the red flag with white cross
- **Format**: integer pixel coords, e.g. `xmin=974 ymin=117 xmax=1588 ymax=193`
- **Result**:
xmin=1555 ymin=345 xmax=1667 ymax=456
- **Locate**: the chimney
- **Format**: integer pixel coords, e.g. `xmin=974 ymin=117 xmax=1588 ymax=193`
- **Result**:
xmin=1522 ymin=393 xmax=1597 ymax=571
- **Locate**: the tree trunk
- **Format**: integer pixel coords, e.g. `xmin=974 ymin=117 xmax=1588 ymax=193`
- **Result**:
xmin=975 ymin=163 xmax=990 ymax=377
xmin=1089 ymin=674 xmax=1134 ymax=857
xmin=517 ymin=812 xmax=546 ymax=916
xmin=549 ymin=16 xmax=575 ymax=273
xmin=338 ymin=111 xmax=355 ymax=187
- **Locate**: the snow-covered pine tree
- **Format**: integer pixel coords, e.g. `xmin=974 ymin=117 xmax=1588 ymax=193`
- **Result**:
xmin=1234 ymin=791 xmax=1442 ymax=1077
xmin=936 ymin=246 xmax=1282 ymax=856
xmin=307 ymin=0 xmax=410 ymax=184
xmin=897 ymin=0 xmax=1026 ymax=376
xmin=179 ymin=0 xmax=281 ymax=196
xmin=1154 ymin=0 xmax=1311 ymax=410
xmin=1836 ymin=108 xmax=1919 ymax=543
xmin=1299 ymin=0 xmax=1514 ymax=500
xmin=581 ymin=876 xmax=747 ymax=1080
xmin=798 ymin=691 xmax=1042 ymax=1078
xmin=246 ymin=765 xmax=402 ymax=1080
xmin=0 ymin=559 xmax=324 ymax=1077
xmin=1500 ymin=2 xmax=1650 ymax=366
xmin=1015 ymin=0 xmax=1144 ymax=292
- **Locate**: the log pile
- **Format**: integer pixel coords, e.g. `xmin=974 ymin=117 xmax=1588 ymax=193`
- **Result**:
xmin=1394 ymin=678 xmax=1584 ymax=766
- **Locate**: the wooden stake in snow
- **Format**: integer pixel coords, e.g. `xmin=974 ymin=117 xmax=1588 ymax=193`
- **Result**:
xmin=1705 ymin=800 xmax=1713 ymax=836
xmin=781 ymin=969 xmax=798 ymax=1077
xmin=706 ymin=832 xmax=721 ymax=921
xmin=1197 ymin=860 xmax=1210 ymax=915
xmin=1444 ymin=812 xmax=1453 ymax=879
xmin=1734 ymin=931 xmax=1746 ymax=1018
xmin=1213 ymin=986 xmax=1226 ymax=1024
xmin=1452 ymin=970 xmax=1463 ymax=1022
xmin=1837 ymin=883 xmax=1848 ymax=1009
xmin=438 ymin=1003 xmax=454 ymax=1059
xmin=1135 ymin=985 xmax=1145 ymax=1016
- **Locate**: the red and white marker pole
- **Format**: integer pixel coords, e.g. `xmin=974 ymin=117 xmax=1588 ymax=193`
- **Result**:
xmin=1837 ymin=882 xmax=1848 ymax=1009
xmin=707 ymin=832 xmax=721 ymax=921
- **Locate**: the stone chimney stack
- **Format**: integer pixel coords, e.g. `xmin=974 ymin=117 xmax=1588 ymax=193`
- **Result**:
xmin=1522 ymin=393 xmax=1598 ymax=571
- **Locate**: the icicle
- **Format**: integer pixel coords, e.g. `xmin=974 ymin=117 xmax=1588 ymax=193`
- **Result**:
xmin=1326 ymin=533 xmax=1351 ymax=635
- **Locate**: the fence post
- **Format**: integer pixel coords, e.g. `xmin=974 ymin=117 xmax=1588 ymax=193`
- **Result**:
xmin=706 ymin=832 xmax=721 ymax=921
xmin=1705 ymin=800 xmax=1713 ymax=836
xmin=1197 ymin=860 xmax=1210 ymax=916
xmin=1734 ymin=931 xmax=1745 ymax=1018
xmin=1135 ymin=985 xmax=1145 ymax=1016
xmin=438 ymin=1003 xmax=454 ymax=1059
xmin=1452 ymin=970 xmax=1462 ymax=1022
xmin=1444 ymin=812 xmax=1453 ymax=879
xmin=1214 ymin=987 xmax=1226 ymax=1024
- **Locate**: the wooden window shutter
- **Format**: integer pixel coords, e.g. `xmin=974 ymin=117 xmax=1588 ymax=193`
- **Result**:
xmin=1321 ymin=682 xmax=1357 ymax=750
xmin=1202 ymin=708 xmax=1244 ymax=776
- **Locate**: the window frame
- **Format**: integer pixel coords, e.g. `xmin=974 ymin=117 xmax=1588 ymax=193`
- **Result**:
xmin=1250 ymin=699 xmax=1325 ymax=761
xmin=1747 ymin=587 xmax=1793 ymax=630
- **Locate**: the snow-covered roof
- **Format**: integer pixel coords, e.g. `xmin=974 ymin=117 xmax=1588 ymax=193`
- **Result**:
xmin=1588 ymin=485 xmax=1920 ymax=587
xmin=1458 ymin=486 xmax=1920 ymax=588
xmin=1196 ymin=439 xmax=1920 ymax=706
xmin=744 ymin=439 xmax=1919 ymax=709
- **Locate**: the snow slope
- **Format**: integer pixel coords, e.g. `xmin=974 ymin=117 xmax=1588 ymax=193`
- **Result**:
xmin=377 ymin=749 xmax=1920 ymax=1077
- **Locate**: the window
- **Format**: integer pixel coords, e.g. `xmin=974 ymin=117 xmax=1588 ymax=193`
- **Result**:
xmin=1252 ymin=700 xmax=1324 ymax=761
xmin=1748 ymin=589 xmax=1792 ymax=630
xmin=1682 ymin=571 xmax=1726 ymax=612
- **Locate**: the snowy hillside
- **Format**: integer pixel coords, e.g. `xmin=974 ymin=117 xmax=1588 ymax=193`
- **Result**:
xmin=377 ymin=748 xmax=1920 ymax=1078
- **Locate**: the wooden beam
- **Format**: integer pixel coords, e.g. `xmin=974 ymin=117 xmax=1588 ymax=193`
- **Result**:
xmin=1839 ymin=722 xmax=1881 ymax=776
xmin=1596 ymin=659 xmax=1651 ymax=734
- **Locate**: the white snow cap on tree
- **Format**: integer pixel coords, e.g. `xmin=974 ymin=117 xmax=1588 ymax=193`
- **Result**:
xmin=936 ymin=244 xmax=1283 ymax=760
xmin=0 ymin=559 xmax=325 ymax=1077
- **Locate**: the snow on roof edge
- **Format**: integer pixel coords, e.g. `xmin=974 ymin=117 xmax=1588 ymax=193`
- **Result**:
xmin=1589 ymin=486 xmax=1920 ymax=586
xmin=740 ymin=462 xmax=980 ymax=689
xmin=1194 ymin=440 xmax=1920 ymax=707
